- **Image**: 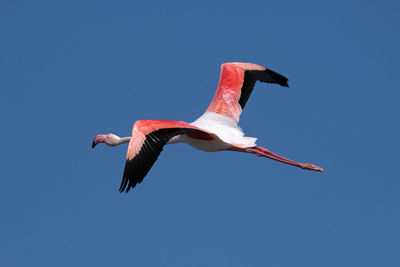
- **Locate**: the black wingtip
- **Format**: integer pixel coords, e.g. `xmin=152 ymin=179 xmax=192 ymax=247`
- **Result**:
xmin=119 ymin=166 xmax=128 ymax=193
xmin=282 ymin=80 xmax=289 ymax=88
xmin=263 ymin=68 xmax=289 ymax=88
xmin=276 ymin=78 xmax=289 ymax=88
xmin=119 ymin=160 xmax=136 ymax=193
xmin=119 ymin=182 xmax=129 ymax=193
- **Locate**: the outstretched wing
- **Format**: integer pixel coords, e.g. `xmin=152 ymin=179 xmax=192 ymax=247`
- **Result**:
xmin=120 ymin=120 xmax=211 ymax=192
xmin=206 ymin=62 xmax=289 ymax=123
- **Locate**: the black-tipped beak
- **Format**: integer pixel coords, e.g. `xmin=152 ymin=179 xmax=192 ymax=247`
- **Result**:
xmin=92 ymin=140 xmax=97 ymax=149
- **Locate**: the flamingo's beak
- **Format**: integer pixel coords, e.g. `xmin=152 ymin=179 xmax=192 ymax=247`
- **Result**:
xmin=92 ymin=135 xmax=106 ymax=149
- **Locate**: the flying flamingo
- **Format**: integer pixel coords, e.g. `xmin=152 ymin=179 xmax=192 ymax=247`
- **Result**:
xmin=92 ymin=62 xmax=323 ymax=192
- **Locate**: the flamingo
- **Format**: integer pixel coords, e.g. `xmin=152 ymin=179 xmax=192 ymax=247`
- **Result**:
xmin=92 ymin=62 xmax=323 ymax=192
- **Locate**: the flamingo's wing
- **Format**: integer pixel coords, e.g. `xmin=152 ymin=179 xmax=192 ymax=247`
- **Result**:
xmin=120 ymin=120 xmax=211 ymax=192
xmin=206 ymin=62 xmax=289 ymax=123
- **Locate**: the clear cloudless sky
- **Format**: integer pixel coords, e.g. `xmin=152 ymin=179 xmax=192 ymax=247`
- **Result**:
xmin=1 ymin=0 xmax=399 ymax=266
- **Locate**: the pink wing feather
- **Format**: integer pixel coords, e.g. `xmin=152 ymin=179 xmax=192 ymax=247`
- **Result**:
xmin=206 ymin=62 xmax=288 ymax=123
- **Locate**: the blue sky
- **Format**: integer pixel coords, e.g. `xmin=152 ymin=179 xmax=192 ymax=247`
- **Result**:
xmin=1 ymin=0 xmax=399 ymax=266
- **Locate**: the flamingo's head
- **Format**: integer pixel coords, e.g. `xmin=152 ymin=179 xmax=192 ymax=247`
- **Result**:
xmin=92 ymin=134 xmax=120 ymax=148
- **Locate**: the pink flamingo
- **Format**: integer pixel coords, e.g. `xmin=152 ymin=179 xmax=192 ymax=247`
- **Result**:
xmin=93 ymin=63 xmax=323 ymax=192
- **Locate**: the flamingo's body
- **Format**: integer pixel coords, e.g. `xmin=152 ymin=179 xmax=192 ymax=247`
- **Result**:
xmin=93 ymin=62 xmax=323 ymax=192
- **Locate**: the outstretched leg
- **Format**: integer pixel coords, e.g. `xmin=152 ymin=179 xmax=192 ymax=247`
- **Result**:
xmin=229 ymin=146 xmax=323 ymax=172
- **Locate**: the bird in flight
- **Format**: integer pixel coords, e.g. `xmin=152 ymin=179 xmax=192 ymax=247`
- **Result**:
xmin=92 ymin=62 xmax=323 ymax=192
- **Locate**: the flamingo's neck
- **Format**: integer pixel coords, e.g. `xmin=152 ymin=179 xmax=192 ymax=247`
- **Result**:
xmin=119 ymin=137 xmax=131 ymax=144
xmin=105 ymin=134 xmax=131 ymax=146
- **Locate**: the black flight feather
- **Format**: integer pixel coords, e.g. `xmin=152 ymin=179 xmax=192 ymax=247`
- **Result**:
xmin=238 ymin=68 xmax=289 ymax=109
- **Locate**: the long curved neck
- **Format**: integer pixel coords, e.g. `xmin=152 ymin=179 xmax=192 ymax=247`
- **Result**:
xmin=118 ymin=137 xmax=131 ymax=145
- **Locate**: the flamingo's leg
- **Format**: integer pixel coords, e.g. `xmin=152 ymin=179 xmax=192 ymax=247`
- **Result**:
xmin=229 ymin=146 xmax=323 ymax=172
